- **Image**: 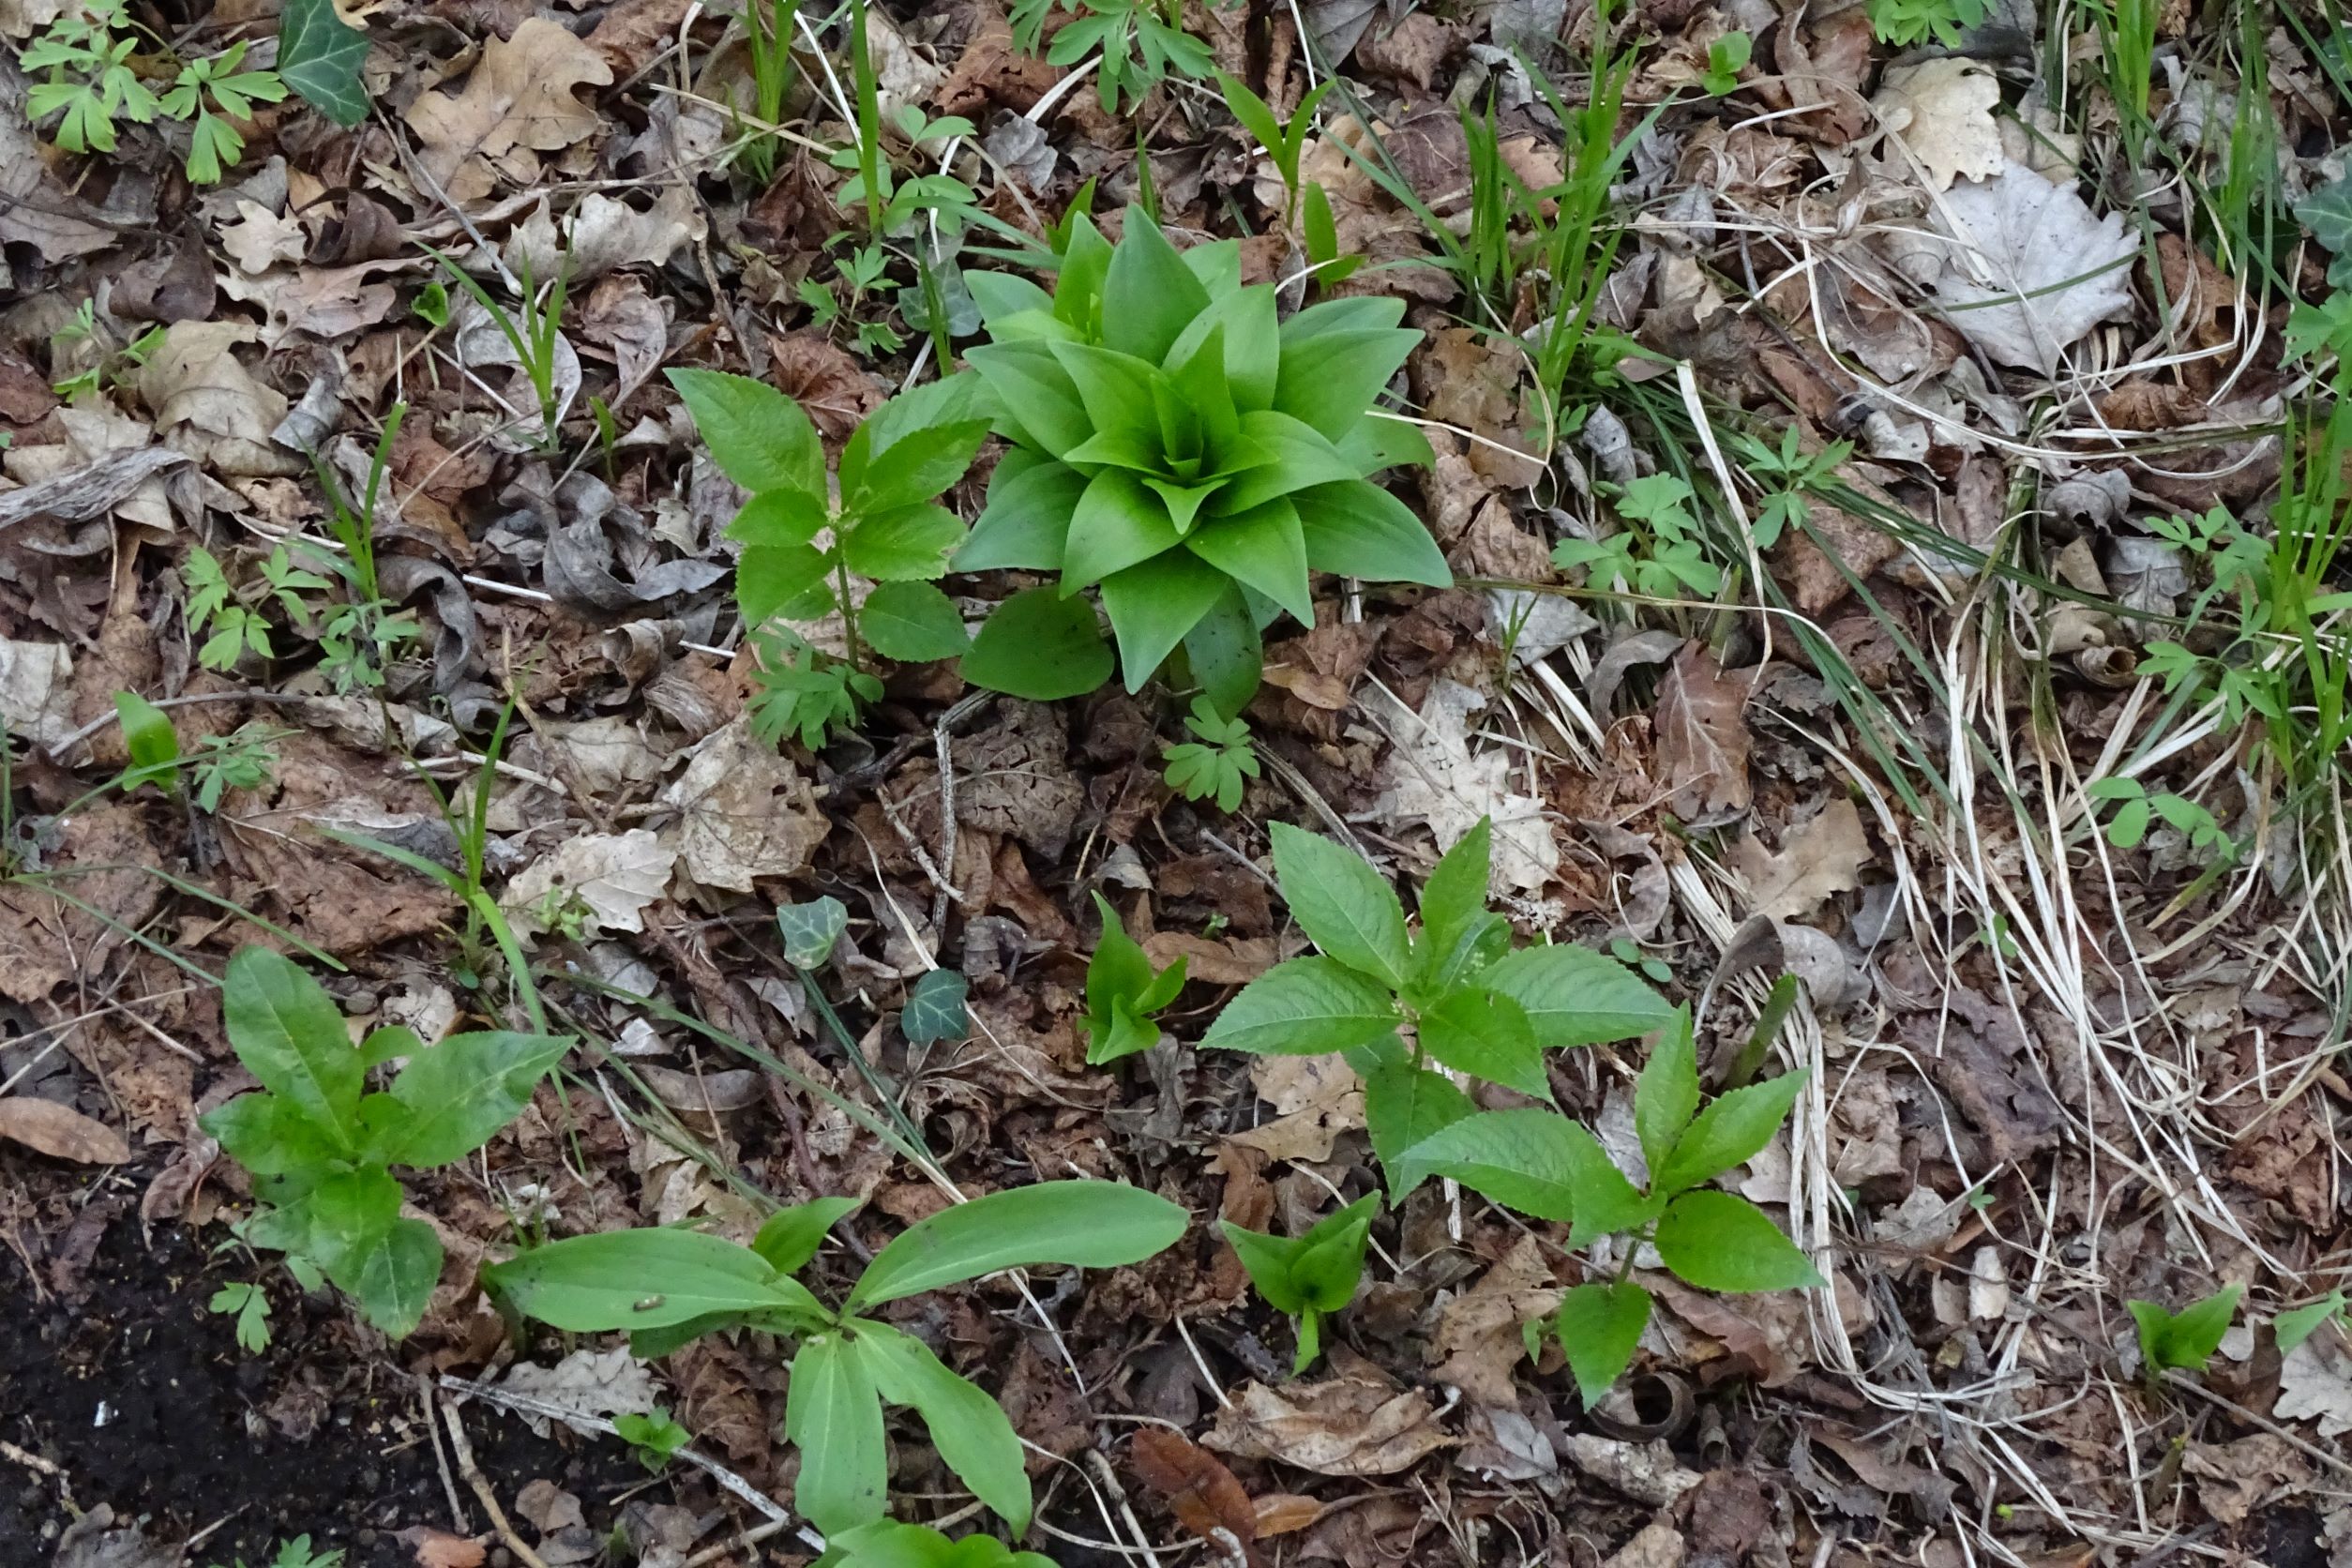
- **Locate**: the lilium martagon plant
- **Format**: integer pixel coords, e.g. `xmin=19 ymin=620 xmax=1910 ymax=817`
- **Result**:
xmin=947 ymin=205 xmax=1451 ymax=714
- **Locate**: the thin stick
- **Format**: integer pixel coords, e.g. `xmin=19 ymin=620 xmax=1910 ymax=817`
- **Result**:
xmin=679 ymin=1518 xmax=791 ymax=1568
xmin=438 ymin=1400 xmax=553 ymax=1568
xmin=417 ymin=1373 xmax=473 ymax=1536
xmin=2159 ymin=1369 xmax=2352 ymax=1479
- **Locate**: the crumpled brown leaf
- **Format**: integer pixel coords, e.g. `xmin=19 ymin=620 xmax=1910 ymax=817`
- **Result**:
xmin=1130 ymin=1427 xmax=1259 ymax=1556
xmin=406 ymin=18 xmax=616 ymax=204
xmin=0 ymin=1096 xmax=132 ymax=1163
xmin=1430 ymin=1234 xmax=1560 ymax=1407
xmin=659 ymin=717 xmax=828 ymax=892
xmin=1203 ymin=1348 xmax=1455 ymax=1476
xmin=1728 ymin=796 xmax=1869 ymax=921
xmin=1228 ymin=1054 xmax=1364 ymax=1163
xmin=1653 ymin=641 xmax=1754 ymax=824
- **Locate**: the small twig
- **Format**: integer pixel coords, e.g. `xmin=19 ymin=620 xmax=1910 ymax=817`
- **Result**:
xmin=2159 ymin=1369 xmax=2352 ymax=1479
xmin=1 ymin=1439 xmax=67 ymax=1482
xmin=438 ymin=1399 xmax=553 ymax=1568
xmin=417 ymin=1373 xmax=473 ymax=1537
xmin=678 ymin=1518 xmax=791 ymax=1568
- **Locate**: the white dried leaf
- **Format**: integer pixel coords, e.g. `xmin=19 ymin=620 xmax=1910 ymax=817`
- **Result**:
xmin=1875 ymin=59 xmax=2003 ymax=191
xmin=2274 ymin=1331 xmax=2352 ymax=1438
xmin=0 ymin=637 xmax=74 ymax=748
xmin=498 ymin=1347 xmax=660 ymax=1437
xmin=503 ymin=827 xmax=676 ymax=936
xmin=658 ymin=718 xmax=828 ymax=893
xmin=1922 ymin=162 xmax=2137 ymax=374
xmin=1369 ymin=680 xmax=1559 ymax=894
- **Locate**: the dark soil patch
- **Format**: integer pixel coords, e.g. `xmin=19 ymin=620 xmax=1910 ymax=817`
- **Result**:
xmin=0 ymin=1200 xmax=641 ymax=1568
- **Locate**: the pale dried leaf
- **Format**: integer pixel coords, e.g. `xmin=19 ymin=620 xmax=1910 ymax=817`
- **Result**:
xmin=1922 ymin=162 xmax=2138 ymax=374
xmin=502 ymin=828 xmax=676 ymax=936
xmin=1727 ymin=796 xmax=1869 ymax=920
xmin=1202 ymin=1350 xmax=1455 ymax=1476
xmin=2274 ymin=1330 xmax=2352 ymax=1439
xmin=1874 ymin=60 xmax=2002 ymax=191
xmin=1370 ymin=679 xmax=1559 ymax=893
xmin=406 ymin=18 xmax=615 ymax=203
xmin=658 ymin=717 xmax=828 ymax=893
xmin=0 ymin=1097 xmax=132 ymax=1163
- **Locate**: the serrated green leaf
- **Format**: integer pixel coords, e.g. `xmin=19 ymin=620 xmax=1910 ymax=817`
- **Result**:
xmin=846 ymin=1181 xmax=1188 ymax=1309
xmin=1400 ymin=1108 xmax=1588 ymax=1222
xmin=1652 ymin=1191 xmax=1822 ymax=1292
xmin=1651 ymin=1069 xmax=1808 ymax=1197
xmin=1269 ymin=822 xmax=1410 ymax=988
xmin=901 ymin=968 xmax=969 ymax=1048
xmin=1416 ymin=987 xmax=1548 ymax=1100
xmin=277 ymin=0 xmax=370 ymax=127
xmin=842 ymin=503 xmax=965 ymax=581
xmin=845 ymin=418 xmax=991 ymax=514
xmin=1417 ymin=820 xmax=1491 ymax=959
xmin=778 ymin=896 xmax=849 ymax=966
xmin=860 ymin=581 xmax=971 ymax=661
xmin=1358 ymin=1045 xmax=1473 ymax=1198
xmin=1479 ymin=944 xmax=1676 ymax=1048
xmin=736 ymin=542 xmax=834 ymax=626
xmin=961 ymin=584 xmax=1115 ymax=700
xmin=1634 ymin=1009 xmax=1698 ymax=1176
xmin=1555 ymin=1282 xmax=1651 ymax=1406
xmin=1199 ymin=955 xmax=1400 ymax=1056
xmin=668 ymin=369 xmax=823 ymax=497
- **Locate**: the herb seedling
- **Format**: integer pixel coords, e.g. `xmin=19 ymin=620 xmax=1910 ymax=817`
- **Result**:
xmin=209 ymin=1281 xmax=273 ymax=1353
xmin=614 ymin=1409 xmax=693 ymax=1470
xmin=50 ymin=299 xmax=167 ymax=400
xmin=746 ymin=630 xmax=884 ymax=752
xmin=183 ymin=544 xmax=335 ymax=672
xmin=1081 ymin=892 xmax=1187 ymax=1064
xmin=1700 ymin=31 xmax=1750 ymax=95
xmin=2275 ymin=1291 xmax=2347 ymax=1354
xmin=199 ymin=947 xmax=573 ymax=1337
xmin=2082 ymin=777 xmax=2235 ymax=862
xmin=1011 ymin=0 xmax=1213 ymax=113
xmin=23 ymin=0 xmax=286 ymax=184
xmin=208 ymin=1537 xmax=345 ymax=1568
xmin=2128 ymin=1285 xmax=2240 ymax=1383
xmin=827 ymin=1521 xmax=1058 ymax=1568
xmin=1554 ymin=474 xmax=1722 ymax=597
xmin=1162 ymin=699 xmax=1259 ymax=811
xmin=1222 ymin=1192 xmax=1378 ymax=1371
xmin=1729 ymin=426 xmax=1852 ymax=550
xmin=189 ymin=726 xmax=284 ymax=811
xmin=484 ymin=1182 xmax=1188 ymax=1537
xmin=1214 ymin=73 xmax=1334 ymax=231
xmin=957 ymin=206 xmax=1447 ymax=706
xmin=1864 ymin=0 xmax=1985 ymax=47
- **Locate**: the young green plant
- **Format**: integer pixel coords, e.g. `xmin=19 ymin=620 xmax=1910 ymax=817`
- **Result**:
xmin=1011 ymin=0 xmax=1212 ymax=113
xmin=198 ymin=947 xmax=573 ymax=1336
xmin=483 ymin=1182 xmax=1188 ymax=1537
xmin=2128 ymin=1285 xmax=2240 ymax=1386
xmin=1161 ymin=698 xmax=1259 ymax=811
xmin=1221 ymin=1191 xmax=1377 ymax=1371
xmin=825 ymin=1522 xmax=1058 ymax=1568
xmin=1081 ymin=891 xmax=1187 ymax=1063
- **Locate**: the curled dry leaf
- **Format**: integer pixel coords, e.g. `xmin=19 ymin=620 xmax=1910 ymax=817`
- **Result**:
xmin=405 ymin=17 xmax=615 ymax=204
xmin=0 ymin=1097 xmax=133 ymax=1163
xmin=1728 ymin=795 xmax=1870 ymax=921
xmin=659 ymin=718 xmax=829 ymax=893
xmin=1130 ymin=1427 xmax=1259 ymax=1554
xmin=1202 ymin=1349 xmax=1455 ymax=1476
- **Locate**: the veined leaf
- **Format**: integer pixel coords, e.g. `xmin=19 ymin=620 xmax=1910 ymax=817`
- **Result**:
xmin=855 ymin=1320 xmax=1033 ymax=1531
xmin=484 ymin=1229 xmax=824 ymax=1330
xmin=277 ymin=0 xmax=369 ymax=127
xmin=1416 ymin=988 xmax=1548 ymax=1101
xmin=1478 ymin=943 xmax=1675 ymax=1048
xmin=1635 ymin=1009 xmax=1697 ymax=1176
xmin=1269 ymin=822 xmax=1410 ymax=988
xmin=1199 ymin=955 xmax=1399 ymax=1056
xmin=1651 ymin=1191 xmax=1823 ymax=1292
xmin=845 ymin=1180 xmax=1188 ymax=1309
xmin=1400 ymin=1108 xmax=1586 ymax=1222
xmin=382 ymin=1031 xmax=571 ymax=1168
xmin=1555 ymin=1282 xmax=1651 ymax=1407
xmin=222 ymin=947 xmax=363 ymax=1152
xmin=786 ymin=1334 xmax=889 ymax=1535
xmin=668 ymin=369 xmax=823 ymax=497
xmin=961 ymin=585 xmax=1114 ymax=700
xmin=1651 ymin=1070 xmax=1808 ymax=1196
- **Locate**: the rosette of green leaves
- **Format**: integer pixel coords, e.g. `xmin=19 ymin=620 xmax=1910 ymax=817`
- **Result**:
xmin=1221 ymin=1191 xmax=1378 ymax=1371
xmin=1082 ymin=890 xmax=1186 ymax=1063
xmin=952 ymin=206 xmax=1448 ymax=709
xmin=197 ymin=948 xmax=572 ymax=1338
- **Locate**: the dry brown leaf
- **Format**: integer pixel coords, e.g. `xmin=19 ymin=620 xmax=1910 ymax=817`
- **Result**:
xmin=0 ymin=1097 xmax=132 ymax=1163
xmin=406 ymin=18 xmax=615 ymax=204
xmin=219 ymin=200 xmax=308 ymax=273
xmin=1228 ymin=1054 xmax=1364 ymax=1162
xmin=1728 ymin=796 xmax=1869 ymax=921
xmin=659 ymin=717 xmax=827 ymax=892
xmin=1202 ymin=1349 xmax=1454 ymax=1476
xmin=1873 ymin=59 xmax=2002 ymax=191
xmin=1142 ymin=931 xmax=1274 ymax=984
xmin=1652 ymin=641 xmax=1754 ymax=823
xmin=1429 ymin=1233 xmax=1560 ymax=1407
xmin=1251 ymin=1494 xmax=1325 ymax=1537
xmin=502 ymin=827 xmax=676 ymax=936
xmin=133 ymin=322 xmax=301 ymax=477
xmin=1130 ymin=1427 xmax=1259 ymax=1553
xmin=400 ymin=1526 xmax=488 ymax=1568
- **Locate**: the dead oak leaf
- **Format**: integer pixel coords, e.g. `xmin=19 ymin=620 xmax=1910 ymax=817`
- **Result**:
xmin=659 ymin=717 xmax=827 ymax=892
xmin=1653 ymin=641 xmax=1755 ymax=823
xmin=1919 ymin=161 xmax=2138 ymax=375
xmin=1873 ymin=59 xmax=2002 ymax=191
xmin=406 ymin=18 xmax=614 ymax=204
xmin=1728 ymin=796 xmax=1870 ymax=921
xmin=1203 ymin=1348 xmax=1455 ymax=1476
xmin=1227 ymin=1054 xmax=1364 ymax=1163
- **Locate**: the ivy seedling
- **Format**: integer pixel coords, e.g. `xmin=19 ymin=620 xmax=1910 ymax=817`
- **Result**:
xmin=1082 ymin=892 xmax=1187 ymax=1064
xmin=199 ymin=947 xmax=573 ymax=1337
xmin=484 ymin=1182 xmax=1188 ymax=1538
xmin=1221 ymin=1191 xmax=1378 ymax=1372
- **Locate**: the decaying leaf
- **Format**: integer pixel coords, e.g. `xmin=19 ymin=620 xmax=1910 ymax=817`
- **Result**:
xmin=1653 ymin=642 xmax=1753 ymax=823
xmin=406 ymin=17 xmax=616 ymax=204
xmin=0 ymin=1097 xmax=133 ymax=1163
xmin=1370 ymin=679 xmax=1559 ymax=894
xmin=2274 ymin=1329 xmax=2352 ymax=1439
xmin=1917 ymin=161 xmax=2138 ymax=373
xmin=658 ymin=717 xmax=828 ymax=893
xmin=1203 ymin=1349 xmax=1455 ymax=1476
xmin=1728 ymin=796 xmax=1870 ymax=921
xmin=1130 ymin=1427 xmax=1259 ymax=1552
xmin=1873 ymin=59 xmax=2002 ymax=192
xmin=1228 ymin=1054 xmax=1364 ymax=1163
xmin=502 ymin=827 xmax=677 ymax=936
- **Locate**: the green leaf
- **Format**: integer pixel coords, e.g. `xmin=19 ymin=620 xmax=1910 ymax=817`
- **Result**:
xmin=787 ymin=1333 xmax=889 ymax=1536
xmin=861 ymin=581 xmax=972 ymax=661
xmin=346 ymin=1216 xmax=441 ymax=1339
xmin=2133 ymin=1285 xmax=2241 ymax=1374
xmin=778 ymin=897 xmax=849 ymax=967
xmin=1634 ymin=1009 xmax=1698 ymax=1175
xmin=1099 ymin=549 xmax=1229 ymax=690
xmin=1185 ymin=498 xmax=1312 ymax=626
xmin=855 ymin=1320 xmax=1034 ymax=1532
xmin=957 ymin=452 xmax=1084 ymax=572
xmin=901 ymin=969 xmax=970 ymax=1047
xmin=845 ymin=1180 xmax=1189 ymax=1310
xmin=1198 ymin=955 xmax=1399 ymax=1056
xmin=1651 ymin=1070 xmax=1808 ymax=1196
xmin=753 ymin=1197 xmax=862 ymax=1274
xmin=222 ymin=947 xmax=363 ymax=1153
xmin=199 ymin=1091 xmax=343 ymax=1176
xmin=1479 ymin=944 xmax=1676 ymax=1048
xmin=380 ymin=1031 xmax=568 ymax=1168
xmin=1558 ymin=1124 xmax=1653 ymax=1247
xmin=1554 ymin=1282 xmax=1651 ymax=1407
xmin=1291 ymin=480 xmax=1451 ymax=586
xmin=304 ymin=1167 xmax=400 ymax=1282
xmin=1416 ymin=988 xmax=1548 ymax=1101
xmin=1063 ymin=468 xmax=1182 ymax=591
xmin=1400 ymin=1108 xmax=1586 ymax=1222
xmin=276 ymin=0 xmax=369 ymax=126
xmin=1181 ymin=584 xmax=1262 ymax=718
xmin=736 ymin=542 xmax=834 ymax=626
xmin=1417 ymin=820 xmax=1491 ymax=960
xmin=1651 ymin=1191 xmax=1823 ymax=1292
xmin=2297 ymin=174 xmax=2352 ymax=255
xmin=846 ymin=419 xmax=991 ymax=514
xmin=1360 ymin=1051 xmax=1473 ymax=1198
xmin=2274 ymin=1292 xmax=2344 ymax=1355
xmin=960 ymin=585 xmax=1114 ymax=700
xmin=1273 ymin=326 xmax=1420 ymax=441
xmin=1049 ymin=340 xmax=1166 ymax=446
xmin=668 ymin=369 xmax=823 ymax=497
xmin=1269 ymin=822 xmax=1410 ymax=988
xmin=1100 ymin=205 xmax=1211 ymax=365
xmin=841 ymin=502 xmax=965 ymax=582
xmin=113 ymin=690 xmax=179 ymax=791
xmin=1288 ymin=1191 xmax=1378 ymax=1312
xmin=967 ymin=340 xmax=1093 ymax=458
xmin=484 ymin=1229 xmax=824 ymax=1331
xmin=1215 ymin=411 xmax=1362 ymax=512
xmin=1219 ymin=1222 xmax=1310 ymax=1315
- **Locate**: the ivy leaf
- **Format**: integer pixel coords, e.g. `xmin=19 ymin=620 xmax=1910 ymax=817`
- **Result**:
xmin=777 ymin=897 xmax=849 ymax=967
xmin=277 ymin=0 xmax=370 ymax=127
xmin=901 ymin=969 xmax=970 ymax=1048
xmin=2298 ymin=174 xmax=2352 ymax=256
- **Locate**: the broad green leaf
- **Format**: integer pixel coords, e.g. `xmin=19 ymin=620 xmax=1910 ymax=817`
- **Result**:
xmin=728 ymin=489 xmax=830 ymax=549
xmin=1273 ymin=326 xmax=1420 ymax=441
xmin=277 ymin=0 xmax=369 ymax=126
xmin=1166 ymin=284 xmax=1280 ymax=410
xmin=1651 ymin=1070 xmax=1808 ymax=1197
xmin=381 ymin=1031 xmax=569 ymax=1168
xmin=778 ymin=897 xmax=849 ymax=966
xmin=1335 ymin=412 xmax=1435 ymax=474
xmin=846 ymin=1180 xmax=1189 ymax=1309
xmin=304 ymin=1167 xmax=401 ymax=1282
xmin=2274 ymin=1292 xmax=2344 ymax=1355
xmin=1289 ymin=1191 xmax=1379 ymax=1311
xmin=967 ymin=341 xmax=1093 ymax=458
xmin=787 ymin=1333 xmax=889 ymax=1535
xmin=1100 ymin=206 xmax=1211 ymax=364
xmin=1417 ymin=820 xmax=1491 ymax=959
xmin=668 ymin=369 xmax=823 ymax=497
xmin=1279 ymin=293 xmax=1406 ymax=340
xmin=861 ymin=581 xmax=972 ymax=661
xmin=1416 ymin=988 xmax=1548 ymax=1101
xmin=1634 ymin=1009 xmax=1698 ymax=1176
xmin=1182 ymin=585 xmax=1262 ymax=719
xmin=346 ymin=1216 xmax=441 ymax=1339
xmin=1185 ymin=499 xmax=1311 ymax=626
xmin=1651 ymin=1191 xmax=1823 ymax=1292
xmin=1554 ymin=1282 xmax=1651 ymax=1407
xmin=736 ymin=542 xmax=833 ymax=626
xmin=2297 ymin=174 xmax=2352 ymax=255
xmin=1063 ymin=468 xmax=1181 ymax=591
xmin=1291 ymin=480 xmax=1451 ymax=587
xmin=222 ymin=947 xmax=362 ymax=1152
xmin=114 ymin=690 xmax=179 ymax=790
xmin=1269 ymin=822 xmax=1410 ymax=988
xmin=753 ymin=1197 xmax=863 ymax=1274
xmin=484 ymin=1229 xmax=822 ymax=1331
xmin=1558 ymin=1123 xmax=1653 ymax=1246
xmin=1099 ymin=549 xmax=1229 ymax=690
xmin=956 ymin=451 xmax=1082 ymax=572
xmin=1359 ymin=1050 xmax=1473 ymax=1198
xmin=2133 ymin=1285 xmax=2241 ymax=1373
xmin=1214 ymin=412 xmax=1361 ymax=513
xmin=855 ymin=1320 xmax=1033 ymax=1531
xmin=1048 ymin=340 xmax=1165 ymax=446
xmin=199 ymin=1091 xmax=343 ymax=1176
xmin=846 ymin=419 xmax=991 ymax=513
xmin=1199 ymin=955 xmax=1399 ymax=1056
xmin=842 ymin=503 xmax=965 ymax=581
xmin=1220 ymin=1223 xmax=1309 ymax=1314
xmin=1180 ymin=237 xmax=1241 ymax=294
xmin=829 ymin=1520 xmax=1057 ymax=1568
xmin=967 ymin=270 xmax=1056 ymax=327
xmin=902 ymin=969 xmax=969 ymax=1047
xmin=1091 ymin=999 xmax=1161 ymax=1065
xmin=960 ymin=585 xmax=1114 ymax=700
xmin=1088 ymin=891 xmax=1155 ymax=1013
xmin=360 ymin=1024 xmax=423 ymax=1068
xmin=1401 ymin=1108 xmax=1586 ymax=1222
xmin=1478 ymin=944 xmax=1676 ymax=1048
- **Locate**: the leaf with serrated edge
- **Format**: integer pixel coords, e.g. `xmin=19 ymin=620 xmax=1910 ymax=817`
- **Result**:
xmin=1651 ymin=1070 xmax=1808 ymax=1197
xmin=1652 ymin=1191 xmax=1823 ymax=1292
xmin=1199 ymin=956 xmax=1399 ymax=1056
xmin=1555 ymin=1282 xmax=1651 ymax=1406
xmin=1269 ymin=822 xmax=1410 ymax=986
